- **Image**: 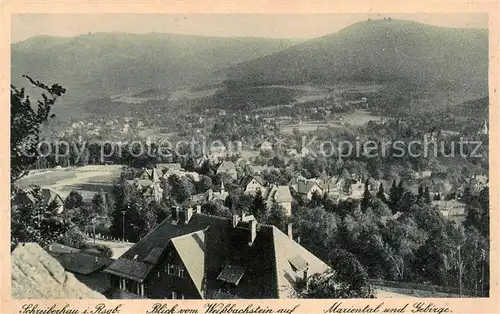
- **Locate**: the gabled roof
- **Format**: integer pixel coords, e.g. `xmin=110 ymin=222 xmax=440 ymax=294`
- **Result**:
xmin=272 ymin=227 xmax=329 ymax=298
xmin=54 ymin=252 xmax=112 ymax=275
xmin=240 ymin=175 xmax=264 ymax=189
xmin=137 ymin=179 xmax=154 ymax=188
xmin=265 ymin=185 xmax=293 ymax=203
xmin=16 ymin=188 xmax=64 ymax=211
xmin=296 ymin=180 xmax=323 ymax=195
xmin=104 ymin=214 xmax=225 ymax=282
xmin=171 ymin=230 xmax=206 ymax=296
xmin=217 ymin=160 xmax=236 ymax=171
xmin=104 ymin=211 xmax=329 ymax=299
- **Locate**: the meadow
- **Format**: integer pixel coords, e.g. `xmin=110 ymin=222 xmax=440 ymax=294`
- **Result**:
xmin=16 ymin=165 xmax=123 ymax=201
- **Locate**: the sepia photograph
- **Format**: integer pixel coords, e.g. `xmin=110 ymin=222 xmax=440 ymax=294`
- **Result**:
xmin=8 ymin=12 xmax=491 ymax=303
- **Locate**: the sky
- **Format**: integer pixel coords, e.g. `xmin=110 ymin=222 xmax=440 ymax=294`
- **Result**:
xmin=12 ymin=13 xmax=488 ymax=43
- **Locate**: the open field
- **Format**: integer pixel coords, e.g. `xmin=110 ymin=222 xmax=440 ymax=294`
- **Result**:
xmin=281 ymin=110 xmax=385 ymax=134
xmin=17 ymin=165 xmax=123 ymax=200
xmin=375 ymin=287 xmax=416 ymax=298
xmin=374 ymin=286 xmax=463 ymax=298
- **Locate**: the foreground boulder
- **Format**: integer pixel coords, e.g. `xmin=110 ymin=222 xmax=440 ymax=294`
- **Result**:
xmin=11 ymin=243 xmax=105 ymax=299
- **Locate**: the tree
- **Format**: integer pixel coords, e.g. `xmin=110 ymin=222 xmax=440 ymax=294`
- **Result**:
xmin=360 ymin=179 xmax=372 ymax=212
xmin=200 ymin=175 xmax=213 ymax=191
xmin=310 ymin=190 xmax=323 ymax=205
xmin=11 ymin=186 xmax=71 ymax=248
xmin=251 ymin=189 xmax=267 ymax=220
xmin=462 ymin=186 xmax=472 ymax=205
xmin=60 ymin=227 xmax=88 ymax=249
xmin=65 ymin=190 xmax=83 ymax=210
xmin=198 ymin=159 xmax=213 ymax=176
xmin=11 ymin=76 xmax=66 ymax=182
xmin=389 ymin=180 xmax=404 ymax=213
xmin=424 ymin=187 xmax=432 ymax=204
xmin=298 ymin=249 xmax=374 ymax=298
xmin=91 ymin=193 xmax=106 ymax=216
xmin=201 ymin=201 xmax=232 ymax=218
xmin=262 ymin=203 xmax=288 ymax=232
xmin=294 ymin=206 xmax=339 ymax=261
xmin=168 ymin=174 xmax=191 ymax=203
xmin=417 ymin=184 xmax=424 ymax=201
xmin=376 ymin=183 xmax=386 ymax=202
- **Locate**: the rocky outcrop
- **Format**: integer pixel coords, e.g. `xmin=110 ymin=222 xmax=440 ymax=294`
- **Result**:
xmin=11 ymin=243 xmax=105 ymax=299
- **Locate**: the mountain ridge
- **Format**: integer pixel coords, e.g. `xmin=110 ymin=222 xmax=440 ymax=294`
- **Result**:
xmin=11 ymin=32 xmax=303 ymax=112
xmin=225 ymin=19 xmax=488 ymax=93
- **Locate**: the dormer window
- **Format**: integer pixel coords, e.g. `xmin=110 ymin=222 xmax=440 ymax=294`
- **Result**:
xmin=289 ymin=255 xmax=308 ymax=273
xmin=217 ymin=265 xmax=245 ymax=286
xmin=168 ymin=264 xmax=176 ymax=275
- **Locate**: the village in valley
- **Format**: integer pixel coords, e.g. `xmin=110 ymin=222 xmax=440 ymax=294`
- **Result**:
xmin=10 ymin=16 xmax=490 ymax=300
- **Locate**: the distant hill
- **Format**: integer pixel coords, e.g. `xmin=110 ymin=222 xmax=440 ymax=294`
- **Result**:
xmin=11 ymin=32 xmax=301 ymax=115
xmin=226 ymin=19 xmax=488 ymax=93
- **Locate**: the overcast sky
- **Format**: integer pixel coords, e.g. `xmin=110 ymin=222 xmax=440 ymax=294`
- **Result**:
xmin=12 ymin=13 xmax=488 ymax=43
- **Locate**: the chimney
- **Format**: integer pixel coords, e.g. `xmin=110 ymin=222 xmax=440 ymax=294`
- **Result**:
xmin=195 ymin=205 xmax=202 ymax=215
xmin=242 ymin=212 xmax=246 ymax=221
xmin=232 ymin=214 xmax=239 ymax=228
xmin=171 ymin=206 xmax=180 ymax=223
xmin=287 ymin=223 xmax=293 ymax=240
xmin=249 ymin=219 xmax=257 ymax=245
xmin=185 ymin=207 xmax=193 ymax=224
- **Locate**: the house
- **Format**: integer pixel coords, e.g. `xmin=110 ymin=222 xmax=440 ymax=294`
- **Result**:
xmin=291 ymin=178 xmax=324 ymax=201
xmin=240 ymin=175 xmax=265 ymax=195
xmin=14 ymin=188 xmax=65 ymax=214
xmin=320 ymin=177 xmax=345 ymax=199
xmin=262 ymin=185 xmax=293 ymax=216
xmin=125 ymin=179 xmax=164 ymax=204
xmin=206 ymin=182 xmax=229 ymax=203
xmin=104 ymin=208 xmax=328 ymax=299
xmin=157 ymin=163 xmax=182 ymax=171
xmin=414 ymin=170 xmax=432 ymax=179
xmin=346 ymin=179 xmax=365 ymax=200
xmin=216 ymin=161 xmax=237 ymax=180
xmin=471 ymin=175 xmax=489 ymax=193
xmin=139 ymin=168 xmax=163 ymax=182
xmin=51 ymin=250 xmax=113 ymax=295
xmin=257 ymin=141 xmax=273 ymax=153
xmin=162 ymin=169 xmax=201 ymax=182
xmin=433 ymin=200 xmax=467 ymax=224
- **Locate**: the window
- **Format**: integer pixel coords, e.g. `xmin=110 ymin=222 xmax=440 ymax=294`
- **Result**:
xmin=168 ymin=291 xmax=177 ymax=299
xmin=119 ymin=278 xmax=127 ymax=291
xmin=168 ymin=264 xmax=176 ymax=275
xmin=179 ymin=268 xmax=185 ymax=278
